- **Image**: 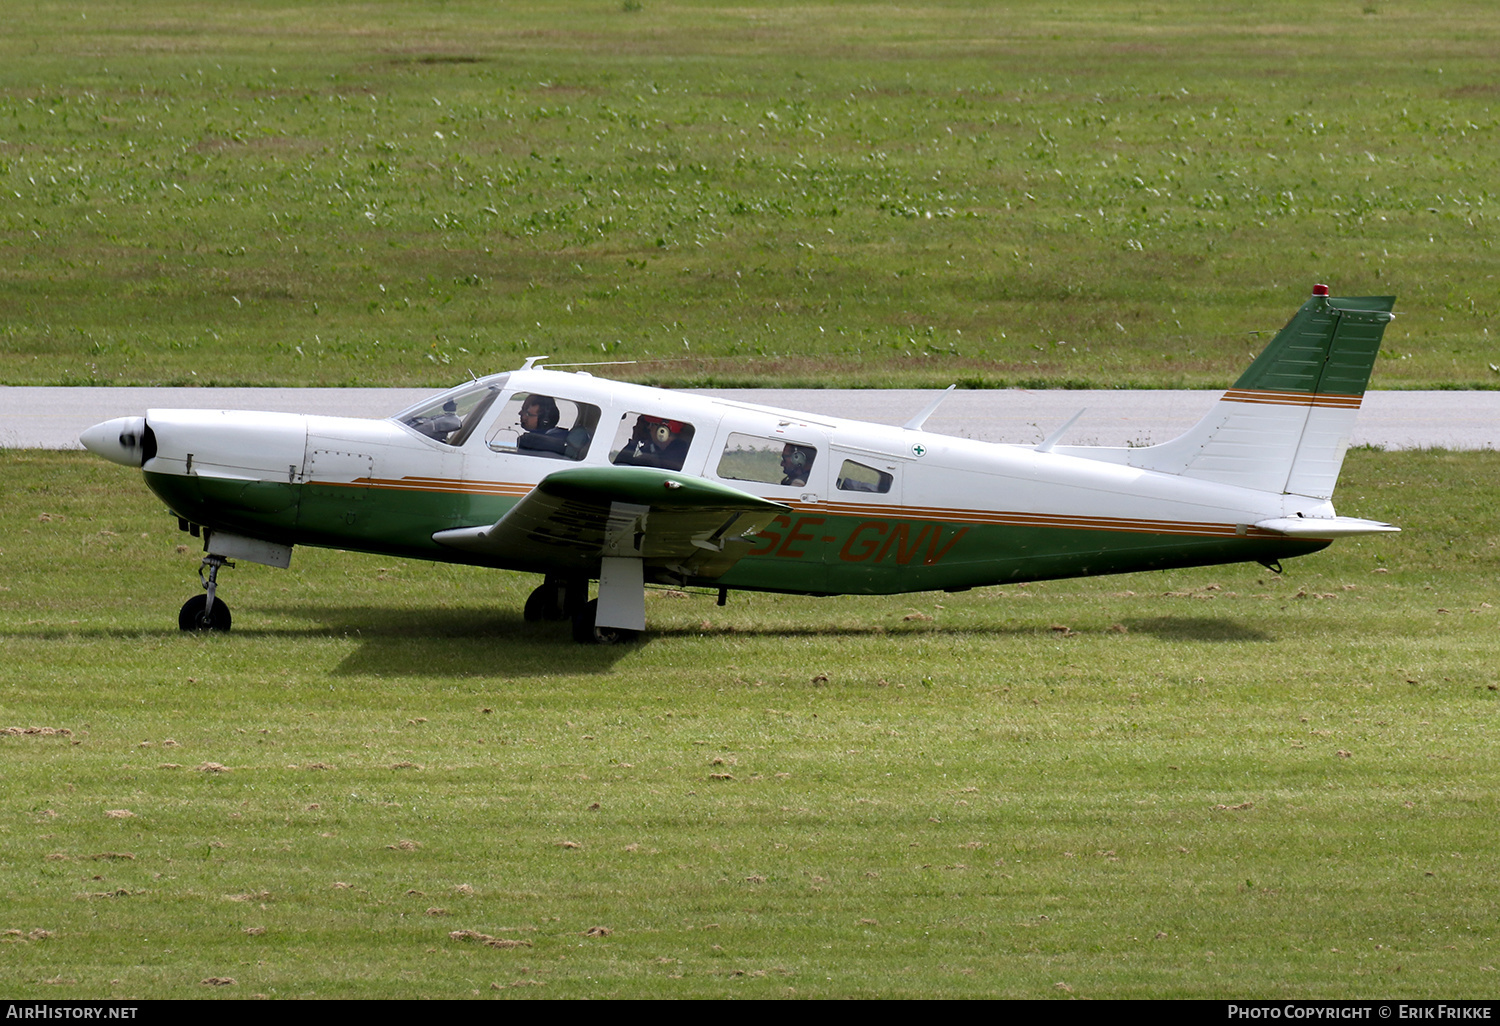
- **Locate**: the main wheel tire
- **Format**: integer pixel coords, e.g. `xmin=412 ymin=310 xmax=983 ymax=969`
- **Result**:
xmin=523 ymin=585 xmax=548 ymax=622
xmin=179 ymin=594 xmax=232 ymax=632
xmin=524 ymin=580 xmax=573 ymax=622
xmin=571 ymin=598 xmax=638 ymax=645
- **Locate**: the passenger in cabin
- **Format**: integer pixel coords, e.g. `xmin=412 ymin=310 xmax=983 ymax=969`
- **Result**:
xmin=615 ymin=415 xmax=693 ymax=471
xmin=780 ymin=443 xmax=816 ymax=487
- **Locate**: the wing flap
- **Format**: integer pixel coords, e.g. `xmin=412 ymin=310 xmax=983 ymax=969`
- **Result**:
xmin=433 ymin=466 xmax=790 ymax=578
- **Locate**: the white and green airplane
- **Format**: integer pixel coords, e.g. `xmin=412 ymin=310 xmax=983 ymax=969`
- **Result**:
xmin=82 ymin=285 xmax=1398 ymax=643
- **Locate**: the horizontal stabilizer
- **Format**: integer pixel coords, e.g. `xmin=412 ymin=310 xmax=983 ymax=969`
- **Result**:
xmin=1253 ymin=516 xmax=1399 ymax=538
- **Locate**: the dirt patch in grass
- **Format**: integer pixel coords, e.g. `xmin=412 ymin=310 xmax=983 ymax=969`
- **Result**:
xmin=451 ymin=930 xmax=532 ymax=950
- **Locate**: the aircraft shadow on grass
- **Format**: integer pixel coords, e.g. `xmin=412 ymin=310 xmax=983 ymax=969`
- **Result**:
xmin=4 ymin=609 xmax=630 ymax=677
xmin=8 ymin=611 xmax=1269 ymax=680
xmin=262 ymin=605 xmax=636 ymax=678
xmin=643 ymin=615 xmax=1273 ymax=644
xmin=294 ymin=606 xmax=1271 ymax=678
xmin=1118 ymin=616 xmax=1273 ymax=643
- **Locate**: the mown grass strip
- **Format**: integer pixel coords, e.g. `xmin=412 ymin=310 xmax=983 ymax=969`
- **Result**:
xmin=0 ymin=449 xmax=1495 ymax=997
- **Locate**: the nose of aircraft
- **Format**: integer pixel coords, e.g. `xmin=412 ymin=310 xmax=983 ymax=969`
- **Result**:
xmin=80 ymin=416 xmax=151 ymax=467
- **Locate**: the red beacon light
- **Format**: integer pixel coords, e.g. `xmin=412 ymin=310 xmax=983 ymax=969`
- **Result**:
xmin=1312 ymin=283 xmax=1330 ymax=297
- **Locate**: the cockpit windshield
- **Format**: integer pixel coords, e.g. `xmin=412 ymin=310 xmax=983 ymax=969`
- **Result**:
xmin=394 ymin=375 xmax=507 ymax=447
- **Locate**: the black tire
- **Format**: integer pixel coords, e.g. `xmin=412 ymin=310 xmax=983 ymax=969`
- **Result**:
xmin=179 ymin=594 xmax=232 ymax=632
xmin=571 ymin=598 xmax=638 ymax=645
xmin=524 ymin=580 xmax=574 ymax=622
xmin=523 ymin=585 xmax=548 ymax=622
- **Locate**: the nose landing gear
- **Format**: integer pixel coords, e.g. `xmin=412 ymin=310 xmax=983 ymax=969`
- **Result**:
xmin=179 ymin=555 xmax=233 ymax=632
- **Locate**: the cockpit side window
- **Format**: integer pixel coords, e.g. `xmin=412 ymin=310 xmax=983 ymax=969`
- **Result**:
xmin=485 ymin=392 xmax=600 ymax=461
xmin=610 ymin=413 xmax=695 ymax=472
xmin=836 ymin=459 xmax=893 ymax=494
xmin=398 ymin=381 xmax=501 ymax=447
xmin=716 ymin=433 xmax=818 ymax=488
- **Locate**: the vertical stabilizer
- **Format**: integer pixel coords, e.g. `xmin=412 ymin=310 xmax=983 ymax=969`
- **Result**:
xmin=1056 ymin=286 xmax=1395 ymax=499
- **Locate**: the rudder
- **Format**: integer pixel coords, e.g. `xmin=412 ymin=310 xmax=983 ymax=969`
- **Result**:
xmin=1057 ymin=286 xmax=1396 ymax=499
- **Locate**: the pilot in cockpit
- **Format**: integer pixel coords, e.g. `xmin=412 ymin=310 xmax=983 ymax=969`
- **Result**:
xmin=519 ymin=395 xmax=566 ymax=440
xmin=514 ymin=394 xmax=575 ymax=456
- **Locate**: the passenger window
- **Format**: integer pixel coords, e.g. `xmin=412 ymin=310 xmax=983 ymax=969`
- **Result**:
xmin=610 ymin=413 xmax=695 ymax=472
xmin=837 ymin=459 xmax=893 ymax=494
xmin=717 ymin=433 xmax=818 ymax=487
xmin=486 ymin=393 xmax=600 ymax=461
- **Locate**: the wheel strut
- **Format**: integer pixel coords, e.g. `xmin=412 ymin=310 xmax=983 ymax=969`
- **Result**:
xmin=180 ymin=554 xmax=234 ymax=632
xmin=199 ymin=554 xmax=234 ymax=619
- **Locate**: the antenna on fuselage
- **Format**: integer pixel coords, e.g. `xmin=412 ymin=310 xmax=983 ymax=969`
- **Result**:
xmin=1034 ymin=408 xmax=1087 ymax=453
xmin=520 ymin=356 xmax=551 ymax=370
xmin=902 ymin=384 xmax=956 ymax=431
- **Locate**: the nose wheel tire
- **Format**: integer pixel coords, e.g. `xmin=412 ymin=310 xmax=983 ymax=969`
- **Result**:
xmin=179 ymin=594 xmax=232 ymax=632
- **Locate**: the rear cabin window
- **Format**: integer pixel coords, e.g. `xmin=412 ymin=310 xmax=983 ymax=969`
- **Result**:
xmin=485 ymin=392 xmax=600 ymax=461
xmin=716 ymin=433 xmax=819 ymax=488
xmin=837 ymin=459 xmax=893 ymax=494
xmin=610 ymin=413 xmax=696 ymax=472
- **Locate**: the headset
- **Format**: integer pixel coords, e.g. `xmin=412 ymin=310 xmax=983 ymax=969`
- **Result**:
xmin=643 ymin=416 xmax=684 ymax=446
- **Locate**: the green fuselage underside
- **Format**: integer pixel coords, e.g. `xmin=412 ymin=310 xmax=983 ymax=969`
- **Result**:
xmin=146 ymin=472 xmax=1326 ymax=595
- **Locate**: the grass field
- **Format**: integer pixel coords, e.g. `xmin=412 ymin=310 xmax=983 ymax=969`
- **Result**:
xmin=2 ymin=1 xmax=1498 ymax=388
xmin=1 ymin=448 xmax=1496 ymax=998
xmin=4 ymin=0 xmax=1498 ymax=1002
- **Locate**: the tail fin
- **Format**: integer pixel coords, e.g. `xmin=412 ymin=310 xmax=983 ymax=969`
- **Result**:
xmin=1059 ymin=286 xmax=1396 ymax=499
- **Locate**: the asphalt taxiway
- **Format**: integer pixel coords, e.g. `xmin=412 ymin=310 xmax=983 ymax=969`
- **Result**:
xmin=1 ymin=386 xmax=1495 ymax=450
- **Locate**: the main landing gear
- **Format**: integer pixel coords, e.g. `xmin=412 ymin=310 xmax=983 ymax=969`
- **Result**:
xmin=571 ymin=598 xmax=638 ymax=646
xmin=523 ymin=575 xmax=583 ymax=623
xmin=179 ymin=554 xmax=233 ymax=632
xmin=524 ymin=574 xmax=640 ymax=644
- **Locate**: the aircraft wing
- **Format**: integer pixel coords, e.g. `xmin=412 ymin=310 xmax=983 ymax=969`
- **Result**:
xmin=432 ymin=466 xmax=790 ymax=579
